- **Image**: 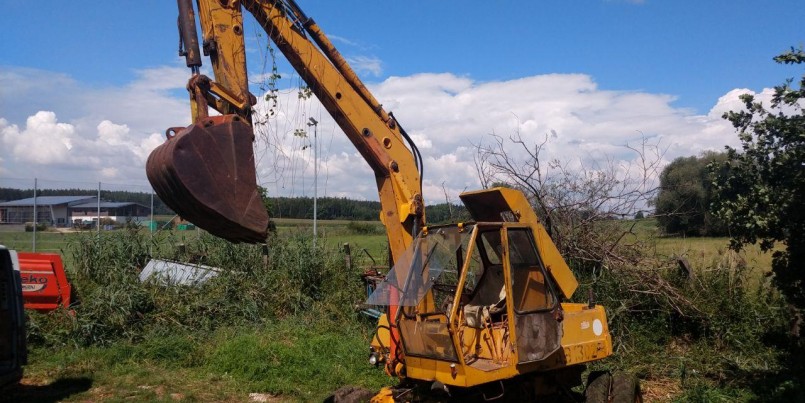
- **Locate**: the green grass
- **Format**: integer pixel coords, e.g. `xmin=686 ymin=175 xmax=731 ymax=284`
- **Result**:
xmin=14 ymin=321 xmax=390 ymax=402
xmin=8 ymin=217 xmax=796 ymax=402
xmin=0 ymin=227 xmax=74 ymax=253
xmin=653 ymin=236 xmax=772 ymax=272
xmin=624 ymin=218 xmax=773 ymax=273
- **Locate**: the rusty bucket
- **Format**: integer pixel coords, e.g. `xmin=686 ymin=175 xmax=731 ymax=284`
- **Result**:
xmin=146 ymin=115 xmax=269 ymax=243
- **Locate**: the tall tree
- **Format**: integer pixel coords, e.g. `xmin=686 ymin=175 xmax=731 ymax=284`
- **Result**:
xmin=654 ymin=152 xmax=727 ymax=236
xmin=712 ymin=47 xmax=805 ymax=325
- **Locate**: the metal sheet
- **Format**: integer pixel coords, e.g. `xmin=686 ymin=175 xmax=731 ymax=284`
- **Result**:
xmin=139 ymin=259 xmax=220 ymax=286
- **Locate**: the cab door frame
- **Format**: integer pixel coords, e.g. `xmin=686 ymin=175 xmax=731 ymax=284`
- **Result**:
xmin=500 ymin=225 xmax=563 ymax=364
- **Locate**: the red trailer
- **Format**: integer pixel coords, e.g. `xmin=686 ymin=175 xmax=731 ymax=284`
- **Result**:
xmin=17 ymin=253 xmax=72 ymax=312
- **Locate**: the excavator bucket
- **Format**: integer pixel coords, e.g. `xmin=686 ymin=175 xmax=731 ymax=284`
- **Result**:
xmin=146 ymin=115 xmax=269 ymax=243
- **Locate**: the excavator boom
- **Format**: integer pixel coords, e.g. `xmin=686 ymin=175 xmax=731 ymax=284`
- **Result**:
xmin=146 ymin=1 xmax=621 ymax=399
xmin=146 ymin=0 xmax=423 ymax=369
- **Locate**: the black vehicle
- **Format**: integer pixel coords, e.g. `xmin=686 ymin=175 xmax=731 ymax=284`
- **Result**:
xmin=0 ymin=245 xmax=26 ymax=387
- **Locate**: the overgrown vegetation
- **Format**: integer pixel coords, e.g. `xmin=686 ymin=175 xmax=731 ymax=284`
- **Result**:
xmin=712 ymin=47 xmax=805 ymax=328
xmin=21 ymin=227 xmax=389 ymax=401
xmin=473 ymin=114 xmax=800 ymax=400
xmin=577 ymin=251 xmax=796 ymax=401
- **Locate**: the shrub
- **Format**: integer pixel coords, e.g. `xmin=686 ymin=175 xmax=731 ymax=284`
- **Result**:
xmin=577 ymin=252 xmax=789 ymax=397
xmin=346 ymin=221 xmax=382 ymax=235
xmin=24 ymin=221 xmax=48 ymax=232
xmin=27 ymin=228 xmax=366 ymax=347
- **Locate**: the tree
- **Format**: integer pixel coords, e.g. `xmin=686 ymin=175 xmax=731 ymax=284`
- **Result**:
xmin=712 ymin=47 xmax=805 ymax=326
xmin=654 ymin=152 xmax=727 ymax=236
xmin=474 ymin=131 xmax=663 ymax=272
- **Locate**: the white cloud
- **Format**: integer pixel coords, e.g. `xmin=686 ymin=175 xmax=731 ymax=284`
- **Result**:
xmin=0 ymin=65 xmax=760 ymax=206
xmin=246 ymin=72 xmax=748 ymax=205
xmin=0 ymin=111 xmax=166 ymax=184
xmin=1 ymin=111 xmax=76 ymax=164
xmin=328 ymin=34 xmax=359 ymax=47
xmin=346 ymin=56 xmax=383 ymax=77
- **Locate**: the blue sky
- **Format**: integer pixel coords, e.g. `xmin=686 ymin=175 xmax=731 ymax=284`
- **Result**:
xmin=3 ymin=1 xmax=801 ymax=112
xmin=0 ymin=0 xmax=803 ymax=202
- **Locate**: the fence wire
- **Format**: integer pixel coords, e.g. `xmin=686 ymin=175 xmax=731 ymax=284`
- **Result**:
xmin=0 ymin=177 xmax=172 ymax=253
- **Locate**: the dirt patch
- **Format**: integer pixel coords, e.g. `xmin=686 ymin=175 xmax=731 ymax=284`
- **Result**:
xmin=640 ymin=377 xmax=682 ymax=402
xmin=249 ymin=392 xmax=284 ymax=402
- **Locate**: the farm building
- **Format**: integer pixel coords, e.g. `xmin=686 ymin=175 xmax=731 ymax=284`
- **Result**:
xmin=0 ymin=196 xmax=150 ymax=226
xmin=70 ymin=201 xmax=150 ymax=225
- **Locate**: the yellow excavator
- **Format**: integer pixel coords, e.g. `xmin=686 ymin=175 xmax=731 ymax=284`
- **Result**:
xmin=146 ymin=1 xmax=641 ymax=401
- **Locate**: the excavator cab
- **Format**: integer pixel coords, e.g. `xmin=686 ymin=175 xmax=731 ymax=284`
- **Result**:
xmin=367 ymin=222 xmax=566 ymax=387
xmin=367 ymin=188 xmax=612 ymax=392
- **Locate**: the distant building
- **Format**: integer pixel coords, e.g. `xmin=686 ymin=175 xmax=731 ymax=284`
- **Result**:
xmin=0 ymin=196 xmax=150 ymax=226
xmin=70 ymin=201 xmax=150 ymax=225
xmin=0 ymin=196 xmax=97 ymax=226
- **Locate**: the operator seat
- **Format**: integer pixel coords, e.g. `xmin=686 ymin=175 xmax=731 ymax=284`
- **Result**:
xmin=463 ymin=265 xmax=506 ymax=328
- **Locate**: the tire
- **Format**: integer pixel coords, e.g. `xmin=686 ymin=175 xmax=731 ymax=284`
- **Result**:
xmin=610 ymin=372 xmax=642 ymax=403
xmin=584 ymin=371 xmax=611 ymax=403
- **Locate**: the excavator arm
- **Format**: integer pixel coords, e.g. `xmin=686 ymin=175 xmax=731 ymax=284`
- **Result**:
xmin=148 ymin=0 xmax=424 ymax=251
xmin=147 ymin=2 xmax=621 ymax=396
xmin=240 ymin=0 xmax=425 ymax=255
xmin=147 ymin=0 xmax=425 ymax=373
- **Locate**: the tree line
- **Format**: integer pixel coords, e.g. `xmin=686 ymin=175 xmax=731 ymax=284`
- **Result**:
xmin=0 ymin=187 xmax=466 ymax=223
xmin=268 ymin=196 xmax=465 ymax=223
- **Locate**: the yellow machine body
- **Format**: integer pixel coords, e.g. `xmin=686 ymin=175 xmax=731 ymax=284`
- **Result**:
xmin=368 ymin=188 xmax=611 ymax=389
xmin=161 ymin=0 xmax=614 ymax=396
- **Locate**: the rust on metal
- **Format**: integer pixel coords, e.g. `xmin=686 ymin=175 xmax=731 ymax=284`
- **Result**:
xmin=146 ymin=114 xmax=269 ymax=243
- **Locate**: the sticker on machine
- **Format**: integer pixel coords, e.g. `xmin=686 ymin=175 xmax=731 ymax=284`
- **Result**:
xmin=22 ymin=283 xmax=46 ymax=292
xmin=592 ymin=319 xmax=603 ymax=336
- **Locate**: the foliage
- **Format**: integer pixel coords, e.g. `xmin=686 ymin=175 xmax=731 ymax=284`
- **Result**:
xmin=20 ymin=225 xmax=391 ymax=400
xmin=24 ymin=221 xmax=49 ymax=232
xmin=346 ymin=221 xmax=383 ymax=235
xmin=26 ymin=228 xmax=366 ymax=347
xmin=474 ymin=132 xmax=662 ymax=272
xmin=425 ymin=202 xmax=469 ymax=224
xmin=20 ymin=219 xmax=803 ymax=400
xmin=256 ymin=185 xmax=274 ymax=217
xmin=711 ymin=47 xmax=805 ymax=321
xmin=269 ymin=196 xmax=381 ymax=221
xmin=579 ymin=255 xmax=792 ymax=401
xmin=654 ymin=152 xmax=728 ymax=236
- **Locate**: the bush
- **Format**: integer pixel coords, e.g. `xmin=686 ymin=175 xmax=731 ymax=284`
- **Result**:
xmin=577 ymin=253 xmax=790 ymax=398
xmin=24 ymin=221 xmax=48 ymax=232
xmin=27 ymin=228 xmax=366 ymax=347
xmin=346 ymin=221 xmax=382 ymax=235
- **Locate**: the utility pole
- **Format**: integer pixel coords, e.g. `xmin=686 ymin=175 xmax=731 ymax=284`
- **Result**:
xmin=308 ymin=117 xmax=319 ymax=246
xmin=97 ymin=182 xmax=101 ymax=237
xmin=32 ymin=178 xmax=37 ymax=252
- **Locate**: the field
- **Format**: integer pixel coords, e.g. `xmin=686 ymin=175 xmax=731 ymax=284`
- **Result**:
xmin=1 ymin=218 xmax=795 ymax=402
